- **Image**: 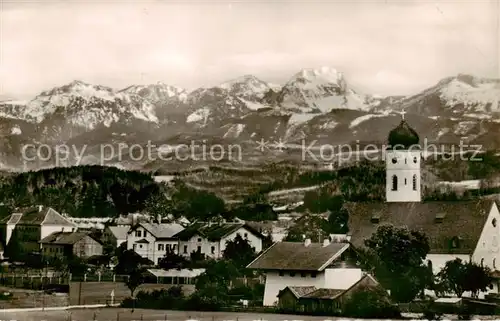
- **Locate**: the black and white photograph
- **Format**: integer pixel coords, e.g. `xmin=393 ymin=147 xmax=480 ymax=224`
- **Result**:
xmin=0 ymin=0 xmax=499 ymax=320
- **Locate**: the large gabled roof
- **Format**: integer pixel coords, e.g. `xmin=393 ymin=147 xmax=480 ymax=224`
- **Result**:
xmin=246 ymin=241 xmax=350 ymax=271
xmin=129 ymin=222 xmax=184 ymax=239
xmin=17 ymin=206 xmax=75 ymax=226
xmin=345 ymin=200 xmax=496 ymax=254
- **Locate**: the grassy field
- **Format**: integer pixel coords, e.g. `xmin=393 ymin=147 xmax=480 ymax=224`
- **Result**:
xmin=2 ymin=308 xmax=339 ymax=321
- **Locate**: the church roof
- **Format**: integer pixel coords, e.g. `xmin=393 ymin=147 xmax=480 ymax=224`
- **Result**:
xmin=387 ymin=119 xmax=420 ymax=149
xmin=345 ymin=200 xmax=496 ymax=254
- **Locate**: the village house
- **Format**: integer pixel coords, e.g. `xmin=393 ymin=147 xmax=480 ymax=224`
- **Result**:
xmin=127 ymin=220 xmax=184 ymax=264
xmin=277 ymin=274 xmax=384 ymax=313
xmin=40 ymin=231 xmax=103 ymax=258
xmin=103 ymin=225 xmax=129 ymax=248
xmin=345 ymin=115 xmax=500 ymax=298
xmin=174 ymin=222 xmax=264 ymax=259
xmin=0 ymin=206 xmax=77 ymax=255
xmin=246 ymin=238 xmax=364 ymax=306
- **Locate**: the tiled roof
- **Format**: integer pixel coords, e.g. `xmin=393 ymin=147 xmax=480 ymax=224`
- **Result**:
xmin=107 ymin=226 xmax=130 ymax=240
xmin=286 ymin=286 xmax=318 ymax=298
xmin=302 ymin=288 xmax=344 ymax=299
xmin=18 ymin=207 xmax=75 ymax=226
xmin=345 ymin=200 xmax=495 ymax=254
xmin=246 ymin=241 xmax=349 ymax=271
xmin=40 ymin=231 xmax=94 ymax=245
xmin=133 ymin=222 xmax=184 ymax=239
xmin=0 ymin=213 xmax=22 ymax=225
xmin=174 ymin=222 xmax=263 ymax=241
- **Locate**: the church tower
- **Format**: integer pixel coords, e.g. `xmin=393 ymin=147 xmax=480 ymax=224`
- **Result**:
xmin=385 ymin=112 xmax=421 ymax=202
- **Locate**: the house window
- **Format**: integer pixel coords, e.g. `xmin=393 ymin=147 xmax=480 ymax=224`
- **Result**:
xmin=211 ymin=246 xmax=215 ymax=254
xmin=135 ymin=230 xmax=142 ymax=237
xmin=139 ymin=244 xmax=143 ymax=249
xmin=413 ymin=157 xmax=417 ymax=163
xmin=244 ymin=233 xmax=248 ymax=238
xmin=183 ymin=245 xmax=187 ymax=253
xmin=289 ymin=272 xmax=295 ymax=277
xmin=300 ymin=272 xmax=306 ymax=278
xmin=158 ymin=244 xmax=164 ymax=251
xmin=412 ymin=175 xmax=417 ymax=191
xmin=392 ymin=158 xmax=397 ymax=164
xmin=493 ymin=218 xmax=497 ymax=227
xmin=279 ymin=271 xmax=284 ymax=276
xmin=494 ymin=259 xmax=496 ymax=269
xmin=311 ymin=272 xmax=317 ymax=278
xmin=197 ymin=238 xmax=202 ymax=242
xmin=143 ymin=231 xmax=147 ymax=237
xmin=392 ymin=175 xmax=398 ymax=191
xmin=404 ymin=178 xmax=407 ymax=185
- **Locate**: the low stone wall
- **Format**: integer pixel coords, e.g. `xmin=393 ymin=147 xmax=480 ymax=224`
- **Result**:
xmin=69 ymin=282 xmax=196 ymax=306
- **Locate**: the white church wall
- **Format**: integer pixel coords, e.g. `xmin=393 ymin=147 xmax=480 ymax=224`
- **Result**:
xmin=426 ymin=254 xmax=471 ymax=275
xmin=472 ymin=202 xmax=500 ymax=271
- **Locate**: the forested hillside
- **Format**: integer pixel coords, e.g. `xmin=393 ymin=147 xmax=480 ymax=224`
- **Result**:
xmin=0 ymin=166 xmax=162 ymax=218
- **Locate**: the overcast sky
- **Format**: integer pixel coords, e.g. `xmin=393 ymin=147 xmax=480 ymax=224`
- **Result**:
xmin=1 ymin=0 xmax=498 ymax=98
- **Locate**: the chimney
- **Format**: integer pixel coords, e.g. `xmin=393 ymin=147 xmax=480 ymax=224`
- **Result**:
xmin=304 ymin=238 xmax=311 ymax=247
xmin=323 ymin=238 xmax=330 ymax=247
xmin=38 ymin=205 xmax=43 ymax=212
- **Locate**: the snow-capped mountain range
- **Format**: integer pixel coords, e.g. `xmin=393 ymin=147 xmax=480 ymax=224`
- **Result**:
xmin=1 ymin=67 xmax=500 ymax=171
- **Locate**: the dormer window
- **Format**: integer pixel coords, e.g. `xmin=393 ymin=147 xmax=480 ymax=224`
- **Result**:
xmin=450 ymin=236 xmax=460 ymax=249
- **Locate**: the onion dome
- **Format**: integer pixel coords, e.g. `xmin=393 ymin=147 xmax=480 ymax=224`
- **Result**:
xmin=387 ymin=119 xmax=420 ymax=149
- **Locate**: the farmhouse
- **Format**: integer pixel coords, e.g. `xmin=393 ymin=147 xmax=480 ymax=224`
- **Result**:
xmin=277 ymin=274 xmax=385 ymax=313
xmin=246 ymin=238 xmax=363 ymax=306
xmin=345 ymin=115 xmax=500 ymax=298
xmin=174 ymin=222 xmax=264 ymax=259
xmin=127 ymin=221 xmax=184 ymax=264
xmin=40 ymin=231 xmax=103 ymax=258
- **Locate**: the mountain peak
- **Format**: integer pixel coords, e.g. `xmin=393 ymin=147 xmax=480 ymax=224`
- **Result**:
xmin=291 ymin=67 xmax=344 ymax=83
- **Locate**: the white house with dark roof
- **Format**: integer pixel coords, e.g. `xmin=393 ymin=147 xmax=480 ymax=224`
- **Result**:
xmin=0 ymin=206 xmax=77 ymax=255
xmin=127 ymin=221 xmax=184 ymax=264
xmin=246 ymin=238 xmax=363 ymax=306
xmin=174 ymin=222 xmax=264 ymax=259
xmin=346 ymin=116 xmax=500 ymax=298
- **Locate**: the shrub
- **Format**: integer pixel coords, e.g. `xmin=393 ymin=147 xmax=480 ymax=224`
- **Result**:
xmin=342 ymin=288 xmax=401 ymax=319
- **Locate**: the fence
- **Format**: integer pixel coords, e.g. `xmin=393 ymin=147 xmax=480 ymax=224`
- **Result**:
xmin=21 ymin=308 xmax=292 ymax=321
